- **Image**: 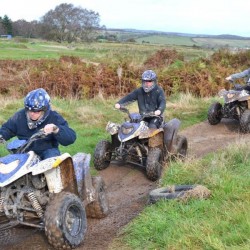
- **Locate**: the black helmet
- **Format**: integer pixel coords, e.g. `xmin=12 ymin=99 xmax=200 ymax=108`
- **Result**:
xmin=141 ymin=70 xmax=157 ymax=92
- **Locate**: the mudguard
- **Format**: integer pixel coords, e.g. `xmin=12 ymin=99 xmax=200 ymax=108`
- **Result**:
xmin=163 ymin=118 xmax=181 ymax=152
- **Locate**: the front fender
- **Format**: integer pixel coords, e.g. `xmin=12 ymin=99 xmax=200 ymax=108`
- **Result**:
xmin=163 ymin=118 xmax=181 ymax=152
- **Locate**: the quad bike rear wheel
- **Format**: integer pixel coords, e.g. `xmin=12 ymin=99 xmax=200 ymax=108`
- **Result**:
xmin=208 ymin=102 xmax=222 ymax=125
xmin=44 ymin=192 xmax=87 ymax=249
xmin=240 ymin=109 xmax=250 ymax=133
xmin=146 ymin=147 xmax=163 ymax=181
xmin=86 ymin=176 xmax=109 ymax=219
xmin=94 ymin=140 xmax=112 ymax=170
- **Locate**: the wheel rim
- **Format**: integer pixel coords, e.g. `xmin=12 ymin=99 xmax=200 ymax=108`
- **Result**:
xmin=65 ymin=204 xmax=82 ymax=236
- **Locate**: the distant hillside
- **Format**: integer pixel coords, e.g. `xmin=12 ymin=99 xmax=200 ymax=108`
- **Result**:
xmin=107 ymin=28 xmax=250 ymax=40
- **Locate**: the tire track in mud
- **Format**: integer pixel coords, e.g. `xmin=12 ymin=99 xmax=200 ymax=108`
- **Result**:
xmin=1 ymin=119 xmax=250 ymax=250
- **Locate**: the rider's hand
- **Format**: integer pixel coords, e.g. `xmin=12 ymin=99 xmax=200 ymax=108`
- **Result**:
xmin=44 ymin=124 xmax=59 ymax=134
xmin=225 ymin=76 xmax=232 ymax=81
xmin=154 ymin=110 xmax=161 ymax=116
xmin=115 ymin=103 xmax=121 ymax=109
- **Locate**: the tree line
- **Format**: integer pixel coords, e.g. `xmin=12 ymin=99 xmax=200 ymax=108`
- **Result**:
xmin=0 ymin=3 xmax=106 ymax=43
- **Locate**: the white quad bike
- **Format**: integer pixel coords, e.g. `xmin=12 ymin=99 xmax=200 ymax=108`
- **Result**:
xmin=208 ymin=83 xmax=250 ymax=133
xmin=0 ymin=130 xmax=109 ymax=249
xmin=94 ymin=107 xmax=188 ymax=181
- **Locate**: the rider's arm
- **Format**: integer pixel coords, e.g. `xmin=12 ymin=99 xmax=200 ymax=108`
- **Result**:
xmin=157 ymin=87 xmax=166 ymax=114
xmin=50 ymin=112 xmax=76 ymax=146
xmin=116 ymin=89 xmax=138 ymax=107
xmin=227 ymin=68 xmax=250 ymax=81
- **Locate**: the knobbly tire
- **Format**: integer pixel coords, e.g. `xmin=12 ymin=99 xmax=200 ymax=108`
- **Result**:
xmin=94 ymin=140 xmax=112 ymax=170
xmin=208 ymin=102 xmax=222 ymax=125
xmin=44 ymin=192 xmax=87 ymax=249
xmin=146 ymin=147 xmax=163 ymax=181
xmin=175 ymin=135 xmax=188 ymax=159
xmin=240 ymin=109 xmax=250 ymax=133
xmin=149 ymin=185 xmax=197 ymax=204
xmin=86 ymin=176 xmax=109 ymax=219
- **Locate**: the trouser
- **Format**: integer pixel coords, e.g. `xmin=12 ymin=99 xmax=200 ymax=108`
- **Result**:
xmin=39 ymin=148 xmax=61 ymax=160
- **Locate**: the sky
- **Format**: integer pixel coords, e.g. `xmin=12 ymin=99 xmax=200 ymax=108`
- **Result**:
xmin=1 ymin=0 xmax=250 ymax=37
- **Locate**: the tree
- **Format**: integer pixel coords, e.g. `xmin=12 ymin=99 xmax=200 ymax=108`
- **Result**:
xmin=1 ymin=15 xmax=12 ymax=35
xmin=40 ymin=3 xmax=101 ymax=43
xmin=12 ymin=20 xmax=39 ymax=38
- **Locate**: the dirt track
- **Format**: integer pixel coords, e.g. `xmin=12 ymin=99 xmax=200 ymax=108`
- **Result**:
xmin=1 ymin=119 xmax=250 ymax=250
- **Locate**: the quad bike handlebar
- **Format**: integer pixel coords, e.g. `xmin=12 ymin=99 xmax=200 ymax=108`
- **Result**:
xmin=119 ymin=106 xmax=160 ymax=122
xmin=2 ymin=127 xmax=59 ymax=154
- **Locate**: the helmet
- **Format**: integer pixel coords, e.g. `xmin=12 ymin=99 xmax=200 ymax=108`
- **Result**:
xmin=24 ymin=88 xmax=50 ymax=112
xmin=24 ymin=88 xmax=51 ymax=129
xmin=141 ymin=70 xmax=157 ymax=93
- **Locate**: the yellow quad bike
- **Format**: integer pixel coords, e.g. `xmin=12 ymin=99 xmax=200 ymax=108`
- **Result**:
xmin=94 ymin=107 xmax=188 ymax=181
xmin=0 ymin=130 xmax=109 ymax=249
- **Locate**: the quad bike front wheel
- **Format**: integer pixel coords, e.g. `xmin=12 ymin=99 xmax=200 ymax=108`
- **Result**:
xmin=94 ymin=140 xmax=112 ymax=170
xmin=86 ymin=176 xmax=109 ymax=219
xmin=146 ymin=147 xmax=163 ymax=181
xmin=175 ymin=135 xmax=188 ymax=159
xmin=240 ymin=109 xmax=250 ymax=133
xmin=208 ymin=102 xmax=222 ymax=125
xmin=44 ymin=192 xmax=87 ymax=249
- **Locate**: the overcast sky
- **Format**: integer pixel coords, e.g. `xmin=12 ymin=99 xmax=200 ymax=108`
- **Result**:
xmin=1 ymin=0 xmax=250 ymax=37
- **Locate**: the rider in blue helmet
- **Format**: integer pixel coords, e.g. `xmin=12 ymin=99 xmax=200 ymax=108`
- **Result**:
xmin=115 ymin=70 xmax=166 ymax=128
xmin=0 ymin=88 xmax=76 ymax=159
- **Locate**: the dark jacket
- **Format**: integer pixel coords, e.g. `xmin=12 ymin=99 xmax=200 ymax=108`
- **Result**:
xmin=0 ymin=109 xmax=76 ymax=155
xmin=118 ymin=85 xmax=166 ymax=114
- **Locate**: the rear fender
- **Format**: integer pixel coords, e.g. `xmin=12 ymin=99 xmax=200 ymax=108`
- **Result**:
xmin=163 ymin=118 xmax=181 ymax=152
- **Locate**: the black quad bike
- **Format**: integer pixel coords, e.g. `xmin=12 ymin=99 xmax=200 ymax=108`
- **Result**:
xmin=94 ymin=107 xmax=188 ymax=181
xmin=0 ymin=130 xmax=109 ymax=249
xmin=208 ymin=84 xmax=250 ymax=133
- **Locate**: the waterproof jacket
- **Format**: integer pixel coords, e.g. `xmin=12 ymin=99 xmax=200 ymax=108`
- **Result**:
xmin=117 ymin=85 xmax=166 ymax=114
xmin=0 ymin=109 xmax=76 ymax=156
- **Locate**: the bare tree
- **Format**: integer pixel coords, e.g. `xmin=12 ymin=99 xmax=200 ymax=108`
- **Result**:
xmin=40 ymin=3 xmax=101 ymax=43
xmin=12 ymin=20 xmax=39 ymax=38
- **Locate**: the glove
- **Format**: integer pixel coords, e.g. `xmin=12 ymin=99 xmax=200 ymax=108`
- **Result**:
xmin=154 ymin=110 xmax=161 ymax=116
xmin=44 ymin=124 xmax=59 ymax=134
xmin=115 ymin=103 xmax=121 ymax=109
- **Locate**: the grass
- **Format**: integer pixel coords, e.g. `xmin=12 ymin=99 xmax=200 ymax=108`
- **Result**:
xmin=0 ymin=94 xmax=249 ymax=249
xmin=111 ymin=140 xmax=250 ymax=249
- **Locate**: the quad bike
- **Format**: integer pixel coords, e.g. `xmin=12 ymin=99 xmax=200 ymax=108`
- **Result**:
xmin=207 ymin=83 xmax=250 ymax=133
xmin=94 ymin=107 xmax=188 ymax=181
xmin=0 ymin=130 xmax=109 ymax=249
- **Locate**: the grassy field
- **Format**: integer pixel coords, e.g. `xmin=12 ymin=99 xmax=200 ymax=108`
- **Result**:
xmin=0 ymin=38 xmax=212 ymax=63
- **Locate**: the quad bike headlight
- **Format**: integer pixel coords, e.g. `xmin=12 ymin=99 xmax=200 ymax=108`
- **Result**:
xmin=106 ymin=121 xmax=119 ymax=135
xmin=121 ymin=126 xmax=133 ymax=135
xmin=227 ymin=93 xmax=236 ymax=99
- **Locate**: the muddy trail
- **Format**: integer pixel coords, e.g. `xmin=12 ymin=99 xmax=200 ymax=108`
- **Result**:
xmin=1 ymin=119 xmax=249 ymax=250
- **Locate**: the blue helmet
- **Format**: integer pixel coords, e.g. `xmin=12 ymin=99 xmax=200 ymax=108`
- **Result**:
xmin=24 ymin=88 xmax=51 ymax=129
xmin=141 ymin=70 xmax=157 ymax=93
xmin=24 ymin=88 xmax=50 ymax=112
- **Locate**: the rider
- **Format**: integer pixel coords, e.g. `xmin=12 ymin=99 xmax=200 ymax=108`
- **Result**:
xmin=0 ymin=88 xmax=76 ymax=159
xmin=226 ymin=68 xmax=250 ymax=91
xmin=115 ymin=69 xmax=166 ymax=128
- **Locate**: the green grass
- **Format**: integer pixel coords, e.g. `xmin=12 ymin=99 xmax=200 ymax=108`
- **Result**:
xmin=0 ymin=94 xmax=249 ymax=249
xmin=112 ymin=141 xmax=250 ymax=250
